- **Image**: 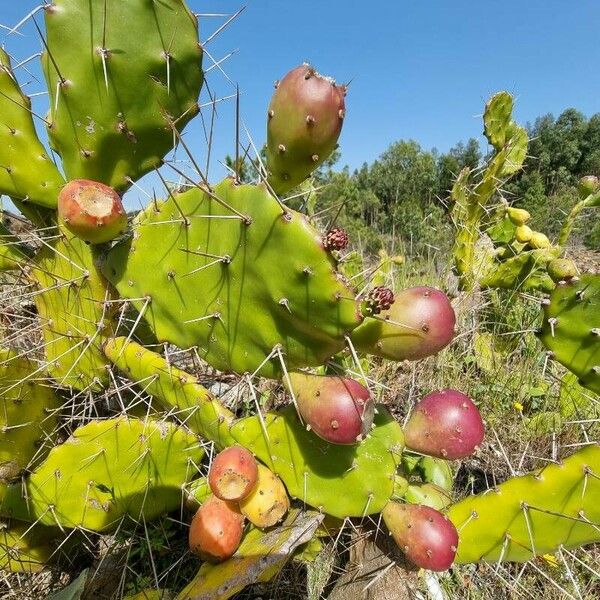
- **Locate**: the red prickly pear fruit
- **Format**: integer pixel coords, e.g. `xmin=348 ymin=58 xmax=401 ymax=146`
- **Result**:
xmin=208 ymin=445 xmax=259 ymax=502
xmin=188 ymin=495 xmax=244 ymax=562
xmin=266 ymin=64 xmax=346 ymax=195
xmin=404 ymin=389 xmax=484 ymax=459
xmin=363 ymin=286 xmax=395 ymax=315
xmin=323 ymin=227 xmax=349 ymax=251
xmin=351 ymin=287 xmax=456 ymax=361
xmin=286 ymin=372 xmax=374 ymax=445
xmin=58 ymin=179 xmax=127 ymax=244
xmin=382 ymin=502 xmax=458 ymax=571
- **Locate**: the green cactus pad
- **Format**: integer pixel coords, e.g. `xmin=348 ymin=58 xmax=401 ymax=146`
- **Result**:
xmin=0 ymin=417 xmax=204 ymax=531
xmin=448 ymin=444 xmax=600 ymax=563
xmin=483 ymin=92 xmax=513 ymax=150
xmin=104 ymin=179 xmax=361 ymax=378
xmin=43 ymin=0 xmax=203 ymax=191
xmin=0 ymin=49 xmax=64 ymax=208
xmin=0 ymin=348 xmax=62 ymax=481
xmin=539 ymin=274 xmax=600 ymax=394
xmin=30 ymin=225 xmax=116 ymax=391
xmin=230 ymin=405 xmax=403 ymax=518
xmin=179 ymin=509 xmax=322 ymax=600
xmin=0 ymin=520 xmax=63 ymax=573
xmin=104 ymin=337 xmax=236 ymax=448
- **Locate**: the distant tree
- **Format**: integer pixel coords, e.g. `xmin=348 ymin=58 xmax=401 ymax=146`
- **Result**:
xmin=437 ymin=138 xmax=481 ymax=200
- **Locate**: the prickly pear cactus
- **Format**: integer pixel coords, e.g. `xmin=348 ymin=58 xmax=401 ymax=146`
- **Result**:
xmin=539 ymin=274 xmax=600 ymax=394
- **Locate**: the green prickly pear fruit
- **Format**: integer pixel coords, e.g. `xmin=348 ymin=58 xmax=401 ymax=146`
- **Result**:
xmin=507 ymin=207 xmax=531 ymax=225
xmin=209 ymin=446 xmax=259 ymax=502
xmin=547 ymin=258 xmax=578 ymax=282
xmin=382 ymin=502 xmax=458 ymax=571
xmin=189 ymin=495 xmax=245 ymax=563
xmin=239 ymin=464 xmax=290 ymax=528
xmin=404 ymin=390 xmax=484 ymax=459
xmin=529 ymin=231 xmax=551 ymax=249
xmin=577 ymin=175 xmax=599 ymax=199
xmin=58 ymin=180 xmax=127 ymax=244
xmin=351 ymin=287 xmax=456 ymax=361
xmin=514 ymin=224 xmax=533 ymax=243
xmin=287 ymin=372 xmax=374 ymax=444
xmin=267 ymin=64 xmax=346 ymax=195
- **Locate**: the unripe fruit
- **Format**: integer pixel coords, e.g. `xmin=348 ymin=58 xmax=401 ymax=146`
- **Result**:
xmin=529 ymin=231 xmax=551 ymax=249
xmin=208 ymin=445 xmax=258 ymax=502
xmin=507 ymin=207 xmax=531 ymax=225
xmin=188 ymin=495 xmax=244 ymax=562
xmin=382 ymin=502 xmax=458 ymax=571
xmin=404 ymin=389 xmax=484 ymax=459
xmin=323 ymin=227 xmax=349 ymax=251
xmin=58 ymin=179 xmax=127 ymax=244
xmin=577 ymin=175 xmax=599 ymax=199
xmin=363 ymin=286 xmax=395 ymax=316
xmin=239 ymin=464 xmax=289 ymax=528
xmin=515 ymin=224 xmax=533 ymax=243
xmin=287 ymin=372 xmax=374 ymax=444
xmin=547 ymin=258 xmax=578 ymax=283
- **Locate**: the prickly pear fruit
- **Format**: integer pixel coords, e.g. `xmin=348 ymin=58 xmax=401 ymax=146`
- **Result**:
xmin=404 ymin=390 xmax=484 ymax=459
xmin=362 ymin=286 xmax=395 ymax=316
xmin=266 ymin=64 xmax=346 ymax=195
xmin=507 ymin=207 xmax=531 ymax=225
xmin=547 ymin=258 xmax=578 ymax=282
xmin=382 ymin=502 xmax=458 ymax=571
xmin=286 ymin=372 xmax=374 ymax=444
xmin=209 ymin=446 xmax=259 ymax=502
xmin=578 ymin=175 xmax=599 ymax=199
xmin=58 ymin=179 xmax=127 ymax=244
xmin=351 ymin=287 xmax=456 ymax=361
xmin=239 ymin=464 xmax=290 ymax=528
xmin=323 ymin=227 xmax=349 ymax=251
xmin=189 ymin=495 xmax=244 ymax=563
xmin=529 ymin=231 xmax=551 ymax=249
xmin=515 ymin=224 xmax=533 ymax=243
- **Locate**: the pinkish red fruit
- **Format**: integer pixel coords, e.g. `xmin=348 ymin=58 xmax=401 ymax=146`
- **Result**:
xmin=287 ymin=372 xmax=374 ymax=444
xmin=382 ymin=502 xmax=458 ymax=571
xmin=351 ymin=286 xmax=456 ymax=361
xmin=58 ymin=179 xmax=127 ymax=244
xmin=404 ymin=389 xmax=484 ymax=459
xmin=188 ymin=495 xmax=244 ymax=562
xmin=363 ymin=286 xmax=395 ymax=315
xmin=208 ymin=445 xmax=258 ymax=502
xmin=323 ymin=227 xmax=349 ymax=251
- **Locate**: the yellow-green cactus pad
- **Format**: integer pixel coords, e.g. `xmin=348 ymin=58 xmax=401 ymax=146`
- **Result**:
xmin=448 ymin=444 xmax=600 ymax=563
xmin=104 ymin=179 xmax=362 ymax=378
xmin=43 ymin=0 xmax=203 ymax=191
xmin=0 ymin=417 xmax=204 ymax=531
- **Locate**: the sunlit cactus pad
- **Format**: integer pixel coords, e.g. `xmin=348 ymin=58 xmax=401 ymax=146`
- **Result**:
xmin=30 ymin=226 xmax=117 ymax=391
xmin=104 ymin=178 xmax=362 ymax=377
xmin=43 ymin=0 xmax=203 ymax=190
xmin=231 ymin=405 xmax=404 ymax=518
xmin=448 ymin=444 xmax=600 ymax=563
xmin=0 ymin=417 xmax=204 ymax=531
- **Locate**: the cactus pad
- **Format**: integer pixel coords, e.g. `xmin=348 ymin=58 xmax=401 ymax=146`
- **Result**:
xmin=0 ymin=49 xmax=64 ymax=208
xmin=231 ymin=405 xmax=404 ymax=518
xmin=104 ymin=337 xmax=236 ymax=448
xmin=539 ymin=274 xmax=600 ymax=394
xmin=0 ymin=417 xmax=204 ymax=531
xmin=30 ymin=226 xmax=117 ymax=391
xmin=0 ymin=348 xmax=62 ymax=480
xmin=448 ymin=444 xmax=600 ymax=563
xmin=43 ymin=0 xmax=203 ymax=191
xmin=104 ymin=179 xmax=361 ymax=377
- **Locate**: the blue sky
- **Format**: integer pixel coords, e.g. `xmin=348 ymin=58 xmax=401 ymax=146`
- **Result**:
xmin=1 ymin=1 xmax=599 ymax=209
